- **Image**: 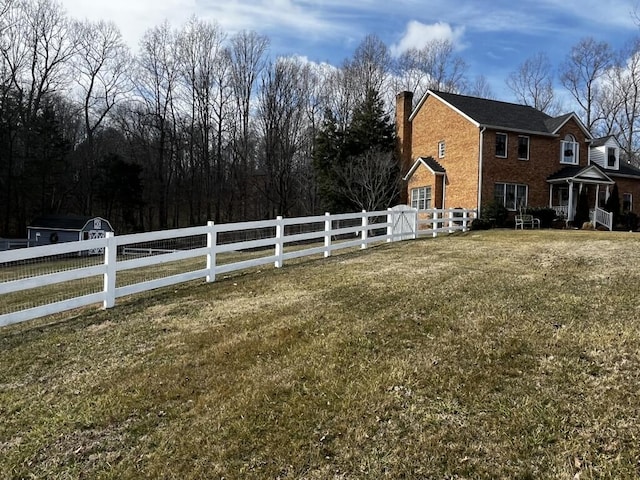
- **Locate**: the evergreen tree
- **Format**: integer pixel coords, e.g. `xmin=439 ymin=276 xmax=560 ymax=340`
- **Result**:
xmin=574 ymin=187 xmax=590 ymax=227
xmin=312 ymin=109 xmax=345 ymax=212
xmin=313 ymin=88 xmax=399 ymax=212
xmin=605 ymin=183 xmax=621 ymax=226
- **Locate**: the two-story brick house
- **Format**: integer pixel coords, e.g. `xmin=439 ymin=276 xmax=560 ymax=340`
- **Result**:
xmin=396 ymin=89 xmax=640 ymax=225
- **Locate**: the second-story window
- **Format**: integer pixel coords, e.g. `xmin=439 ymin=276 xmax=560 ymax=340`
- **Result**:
xmin=607 ymin=147 xmax=617 ymax=168
xmin=518 ymin=136 xmax=530 ymax=160
xmin=438 ymin=141 xmax=445 ymax=158
xmin=496 ymin=133 xmax=507 ymax=158
xmin=561 ymin=134 xmax=579 ymax=165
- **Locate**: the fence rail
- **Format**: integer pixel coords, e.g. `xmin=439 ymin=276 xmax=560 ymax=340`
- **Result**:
xmin=0 ymin=207 xmax=475 ymax=327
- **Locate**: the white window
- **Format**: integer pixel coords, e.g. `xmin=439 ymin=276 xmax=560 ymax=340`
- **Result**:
xmin=496 ymin=133 xmax=507 ymax=158
xmin=494 ymin=183 xmax=528 ymax=211
xmin=623 ymin=193 xmax=633 ymax=212
xmin=561 ymin=134 xmax=579 ymax=164
xmin=518 ymin=136 xmax=529 ymax=160
xmin=438 ymin=141 xmax=445 ymax=158
xmin=411 ymin=186 xmax=432 ymax=210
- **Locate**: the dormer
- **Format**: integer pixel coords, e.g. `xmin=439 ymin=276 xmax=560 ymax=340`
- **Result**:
xmin=590 ymin=136 xmax=621 ymax=171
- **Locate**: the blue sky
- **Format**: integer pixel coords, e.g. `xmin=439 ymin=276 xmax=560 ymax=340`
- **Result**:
xmin=61 ymin=0 xmax=640 ymax=103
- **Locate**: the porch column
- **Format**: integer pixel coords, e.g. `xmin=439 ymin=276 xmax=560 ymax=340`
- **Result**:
xmin=549 ymin=184 xmax=554 ymax=209
xmin=595 ymin=184 xmax=600 ymax=209
xmin=568 ymin=182 xmax=574 ymax=221
xmin=606 ymin=185 xmax=610 ymax=202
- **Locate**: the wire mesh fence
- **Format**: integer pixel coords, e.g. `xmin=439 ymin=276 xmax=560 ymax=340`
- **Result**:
xmin=1 ymin=208 xmax=476 ymax=326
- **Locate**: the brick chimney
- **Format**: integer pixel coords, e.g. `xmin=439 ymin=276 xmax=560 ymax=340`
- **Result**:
xmin=396 ymin=91 xmax=413 ymax=176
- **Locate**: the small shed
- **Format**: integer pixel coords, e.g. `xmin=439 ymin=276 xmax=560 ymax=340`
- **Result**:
xmin=27 ymin=215 xmax=114 ymax=248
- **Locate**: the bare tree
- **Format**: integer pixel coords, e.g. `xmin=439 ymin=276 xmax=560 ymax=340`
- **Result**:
xmin=466 ymin=75 xmax=494 ymax=99
xmin=134 ymin=21 xmax=180 ymax=228
xmin=177 ymin=16 xmax=227 ymax=222
xmin=393 ymin=38 xmax=468 ymax=104
xmin=0 ymin=0 xmax=77 ymax=230
xmin=2 ymin=0 xmax=77 ymax=123
xmin=506 ymin=52 xmax=557 ymax=113
xmin=332 ymin=148 xmax=400 ymax=212
xmin=344 ymin=34 xmax=391 ymax=103
xmin=228 ymin=30 xmax=269 ymax=219
xmin=256 ymin=56 xmax=310 ymax=217
xmin=599 ymin=40 xmax=640 ymax=163
xmin=72 ymin=19 xmax=131 ymax=213
xmin=560 ymin=37 xmax=613 ymax=131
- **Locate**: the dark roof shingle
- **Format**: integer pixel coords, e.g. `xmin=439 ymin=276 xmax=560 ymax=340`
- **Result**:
xmin=428 ymin=90 xmax=585 ymax=137
xmin=418 ymin=156 xmax=446 ymax=174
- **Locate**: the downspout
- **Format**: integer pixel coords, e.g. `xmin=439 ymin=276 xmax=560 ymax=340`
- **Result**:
xmin=442 ymin=174 xmax=447 ymax=209
xmin=477 ymin=127 xmax=486 ymax=217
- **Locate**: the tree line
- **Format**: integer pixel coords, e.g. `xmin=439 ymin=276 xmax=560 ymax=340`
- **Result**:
xmin=2 ymin=0 xmax=640 ymax=237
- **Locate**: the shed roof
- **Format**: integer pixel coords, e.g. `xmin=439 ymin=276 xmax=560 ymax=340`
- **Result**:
xmin=28 ymin=215 xmax=112 ymax=231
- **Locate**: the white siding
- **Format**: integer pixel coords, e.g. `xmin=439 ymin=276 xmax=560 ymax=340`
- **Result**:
xmin=590 ymin=138 xmax=619 ymax=170
xmin=590 ymin=146 xmax=605 ymax=168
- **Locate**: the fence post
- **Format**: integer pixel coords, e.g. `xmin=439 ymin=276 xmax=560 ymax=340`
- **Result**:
xmin=432 ymin=210 xmax=438 ymax=238
xmin=449 ymin=209 xmax=454 ymax=234
xmin=275 ymin=216 xmax=284 ymax=268
xmin=412 ymin=208 xmax=418 ymax=240
xmin=324 ymin=212 xmax=331 ymax=258
xmin=361 ymin=210 xmax=368 ymax=249
xmin=206 ymin=221 xmax=216 ymax=282
xmin=387 ymin=208 xmax=393 ymax=242
xmin=103 ymin=232 xmax=116 ymax=309
xmin=462 ymin=209 xmax=469 ymax=232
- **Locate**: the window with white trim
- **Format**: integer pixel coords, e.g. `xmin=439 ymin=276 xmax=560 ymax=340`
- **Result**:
xmin=494 ymin=183 xmax=528 ymax=211
xmin=411 ymin=186 xmax=432 ymax=210
xmin=607 ymin=147 xmax=617 ymax=168
xmin=495 ymin=133 xmax=507 ymax=158
xmin=623 ymin=193 xmax=633 ymax=212
xmin=561 ymin=134 xmax=579 ymax=164
xmin=438 ymin=141 xmax=445 ymax=158
xmin=518 ymin=136 xmax=529 ymax=160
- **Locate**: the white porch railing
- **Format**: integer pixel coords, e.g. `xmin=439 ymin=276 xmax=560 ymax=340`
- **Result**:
xmin=592 ymin=207 xmax=613 ymax=231
xmin=551 ymin=205 xmax=569 ymax=218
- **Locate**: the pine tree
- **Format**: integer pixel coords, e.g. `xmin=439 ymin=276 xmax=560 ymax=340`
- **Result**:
xmin=313 ymin=88 xmax=399 ymax=212
xmin=312 ymin=109 xmax=345 ymax=212
xmin=574 ymin=187 xmax=590 ymax=227
xmin=605 ymin=183 xmax=621 ymax=226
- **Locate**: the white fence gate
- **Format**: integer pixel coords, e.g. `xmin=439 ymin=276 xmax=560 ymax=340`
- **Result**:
xmin=1 ymin=207 xmax=476 ymax=327
xmin=390 ymin=205 xmax=417 ymax=241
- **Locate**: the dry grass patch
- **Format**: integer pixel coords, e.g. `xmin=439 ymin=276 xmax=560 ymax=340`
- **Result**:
xmin=3 ymin=230 xmax=640 ymax=478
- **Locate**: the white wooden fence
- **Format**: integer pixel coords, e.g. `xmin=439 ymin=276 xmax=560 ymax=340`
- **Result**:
xmin=0 ymin=207 xmax=475 ymax=327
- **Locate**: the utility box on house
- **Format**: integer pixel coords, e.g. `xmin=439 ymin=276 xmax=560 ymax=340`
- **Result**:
xmin=27 ymin=215 xmax=114 ymax=253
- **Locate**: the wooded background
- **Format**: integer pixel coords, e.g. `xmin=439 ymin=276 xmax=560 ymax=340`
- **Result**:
xmin=2 ymin=0 xmax=639 ymax=236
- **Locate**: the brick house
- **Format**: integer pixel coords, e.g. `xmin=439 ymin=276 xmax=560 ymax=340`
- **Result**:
xmin=396 ymin=89 xmax=640 ymax=225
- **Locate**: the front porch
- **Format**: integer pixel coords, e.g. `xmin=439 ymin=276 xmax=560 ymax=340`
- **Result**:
xmin=548 ymin=165 xmax=615 ymax=230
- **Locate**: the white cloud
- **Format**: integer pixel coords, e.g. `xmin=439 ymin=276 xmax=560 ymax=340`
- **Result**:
xmin=390 ymin=21 xmax=465 ymax=56
xmin=61 ymin=0 xmax=197 ymax=48
xmin=60 ymin=0 xmax=347 ymax=52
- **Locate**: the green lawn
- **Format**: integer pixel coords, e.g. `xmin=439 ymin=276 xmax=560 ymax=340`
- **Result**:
xmin=2 ymin=229 xmax=640 ymax=479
